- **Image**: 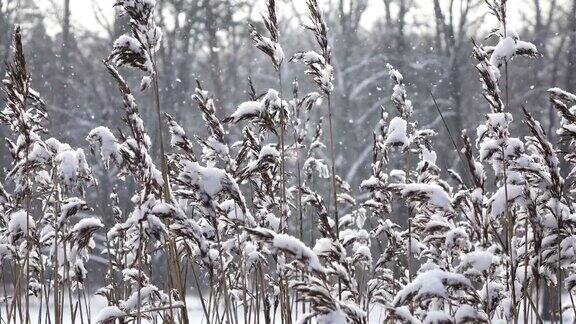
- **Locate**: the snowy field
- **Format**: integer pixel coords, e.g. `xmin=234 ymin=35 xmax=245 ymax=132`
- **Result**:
xmin=0 ymin=295 xmax=392 ymax=323
xmin=2 ymin=295 xmax=575 ymax=323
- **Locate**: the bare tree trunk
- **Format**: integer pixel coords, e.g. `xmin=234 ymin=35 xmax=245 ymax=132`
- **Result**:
xmin=0 ymin=0 xmax=8 ymax=65
xmin=396 ymin=0 xmax=407 ymax=70
xmin=433 ymin=0 xmax=465 ymax=137
xmin=176 ymin=1 xmax=201 ymax=110
xmin=565 ymin=0 xmax=576 ymax=91
xmin=205 ymin=1 xmax=225 ymax=113
xmin=383 ymin=0 xmax=392 ymax=30
xmin=433 ymin=0 xmax=445 ymax=54
xmin=60 ymin=0 xmax=71 ymax=109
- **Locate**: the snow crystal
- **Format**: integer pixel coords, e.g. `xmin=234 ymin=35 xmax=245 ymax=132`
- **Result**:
xmin=356 ymin=209 xmax=367 ymax=228
xmin=313 ymin=237 xmax=333 ymax=256
xmin=549 ymin=87 xmax=576 ymax=103
xmin=72 ymin=217 xmax=104 ymax=232
xmin=295 ymin=51 xmax=324 ymax=63
xmin=259 ymin=144 xmax=280 ymax=159
xmin=273 ymin=45 xmax=285 ymax=65
xmin=272 ymin=233 xmax=323 ymax=272
xmin=0 ymin=244 xmax=12 ymax=258
xmin=202 ymin=136 xmax=230 ymax=160
xmin=263 ymin=88 xmax=280 ymax=103
xmin=385 ymin=116 xmax=408 ymax=148
xmin=488 ymin=184 xmax=524 ymax=218
xmin=516 ymin=40 xmax=538 ymax=54
xmin=303 ymin=157 xmax=330 ymax=178
xmin=219 ymin=199 xmax=256 ymax=226
xmin=243 ymin=241 xmax=264 ymax=269
xmin=337 ymin=192 xmax=355 ymax=205
xmin=455 ymin=304 xmax=487 ymax=323
xmin=565 ymin=274 xmax=576 ymax=290
xmin=318 ymin=64 xmax=334 ymax=92
xmin=113 ymin=35 xmax=142 ymax=53
xmin=179 ymin=161 xmax=238 ymax=199
xmin=94 ymin=306 xmax=125 ymax=323
xmin=486 ymin=112 xmax=512 ymax=129
xmin=390 ymin=306 xmax=419 ymax=323
xmin=400 ymin=183 xmax=451 ymax=209
xmin=46 ymin=137 xmax=71 ymax=153
xmin=27 ymin=141 xmax=51 ymax=163
xmin=229 ymin=101 xmax=263 ymax=121
xmin=8 ymin=210 xmax=34 ymax=234
xmin=408 ymin=236 xmax=425 ymax=255
xmin=167 ymin=121 xmax=187 ymax=145
xmin=445 ymin=227 xmax=470 ymax=250
xmin=490 ymin=37 xmax=516 ymax=67
xmin=86 ymin=126 xmax=121 ymax=166
xmin=120 ymin=284 xmax=159 ymax=310
xmin=140 ymin=75 xmax=152 ymax=90
xmin=423 ymin=310 xmax=451 ymax=324
xmin=338 ymin=213 xmax=354 ymax=227
xmin=251 ymin=32 xmax=284 ymax=66
xmin=359 ymin=176 xmax=379 ymax=189
xmin=266 ymin=213 xmax=280 ymax=232
xmin=316 ymin=309 xmax=347 ymax=324
xmin=421 ymin=147 xmax=437 ymax=165
xmin=56 ymin=150 xmax=80 ymax=186
xmin=478 ymin=137 xmax=500 ymax=161
xmin=388 ymin=65 xmax=403 ymax=82
xmin=390 ymin=169 xmax=406 ymax=183
xmin=460 ymin=250 xmax=495 ymax=272
xmin=122 ymin=268 xmax=142 ymax=282
xmin=291 ymin=51 xmax=334 ymax=92
xmin=393 ymin=269 xmax=471 ymax=305
xmin=353 ymin=244 xmax=372 ymax=262
xmin=59 ymin=197 xmax=88 ymax=224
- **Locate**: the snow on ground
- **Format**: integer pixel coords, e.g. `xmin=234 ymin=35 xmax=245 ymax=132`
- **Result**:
xmin=0 ymin=294 xmax=392 ymax=323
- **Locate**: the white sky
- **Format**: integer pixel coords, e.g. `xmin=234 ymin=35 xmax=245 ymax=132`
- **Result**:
xmin=37 ymin=0 xmax=115 ymax=36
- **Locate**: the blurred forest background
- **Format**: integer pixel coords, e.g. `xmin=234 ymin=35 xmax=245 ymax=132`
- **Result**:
xmin=1 ymin=0 xmax=575 ymax=288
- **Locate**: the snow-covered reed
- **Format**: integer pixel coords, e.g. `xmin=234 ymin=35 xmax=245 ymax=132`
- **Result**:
xmin=2 ymin=0 xmax=576 ymax=323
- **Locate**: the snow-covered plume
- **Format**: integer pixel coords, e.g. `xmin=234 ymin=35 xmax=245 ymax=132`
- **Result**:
xmin=550 ymin=87 xmax=576 ymax=172
xmin=192 ymin=84 xmax=233 ymax=168
xmin=249 ymin=0 xmax=284 ymax=70
xmin=88 ymin=62 xmax=163 ymax=196
xmin=176 ymin=160 xmax=246 ymax=212
xmin=473 ymin=1 xmax=539 ymax=113
xmin=1 ymin=26 xmax=50 ymax=198
xmin=109 ymin=0 xmax=162 ymax=79
xmin=165 ymin=113 xmax=196 ymax=161
xmin=472 ymin=40 xmax=504 ymax=112
xmin=224 ymin=88 xmax=287 ymax=141
xmin=290 ymin=0 xmax=333 ymax=94
xmin=247 ymin=227 xmax=324 ymax=273
xmin=86 ymin=126 xmax=123 ymax=168
xmin=303 ymin=120 xmax=330 ymax=180
xmin=486 ymin=35 xmax=539 ymax=68
xmin=392 ymin=269 xmax=474 ymax=307
xmin=387 ymin=64 xmax=413 ymax=117
xmin=545 ymin=88 xmax=576 ymax=286
xmin=0 ymin=27 xmax=102 ymax=313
